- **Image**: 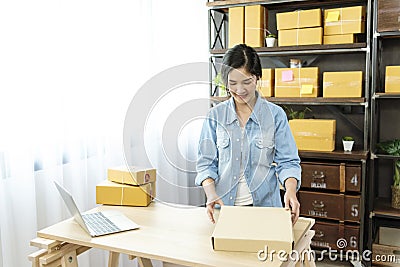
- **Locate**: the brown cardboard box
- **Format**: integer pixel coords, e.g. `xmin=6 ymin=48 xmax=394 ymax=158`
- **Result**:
xmin=245 ymin=5 xmax=266 ymax=47
xmin=278 ymin=27 xmax=323 ymax=47
xmin=276 ymin=9 xmax=321 ymax=30
xmin=229 ymin=7 xmax=245 ymax=48
xmin=378 ymin=0 xmax=400 ymax=32
xmin=323 ymin=34 xmax=355 ymax=44
xmin=385 ymin=66 xmax=400 ymax=93
xmin=107 ymin=166 xmax=156 ymax=186
xmin=289 ymin=119 xmax=336 ymax=151
xmin=211 ymin=206 xmax=295 ymax=253
xmin=323 ymin=71 xmax=363 ymax=97
xmin=259 ymin=68 xmax=274 ymax=97
xmin=324 ymin=6 xmax=365 ymax=36
xmin=379 ymin=227 xmax=400 ymax=247
xmin=275 ymin=67 xmax=319 ymax=97
xmin=96 ymin=180 xmax=155 ymax=207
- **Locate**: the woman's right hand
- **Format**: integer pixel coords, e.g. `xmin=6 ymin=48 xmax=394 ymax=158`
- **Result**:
xmin=206 ymin=198 xmax=224 ymax=224
xmin=202 ymin=178 xmax=224 ymax=223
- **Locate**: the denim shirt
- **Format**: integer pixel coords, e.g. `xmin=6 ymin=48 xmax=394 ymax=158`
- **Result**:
xmin=195 ymin=92 xmax=301 ymax=207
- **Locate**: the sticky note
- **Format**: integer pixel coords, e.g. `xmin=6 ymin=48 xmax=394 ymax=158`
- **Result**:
xmin=282 ymin=70 xmax=294 ymax=82
xmin=301 ymin=84 xmax=313 ymax=94
xmin=326 ymin=11 xmax=340 ymax=22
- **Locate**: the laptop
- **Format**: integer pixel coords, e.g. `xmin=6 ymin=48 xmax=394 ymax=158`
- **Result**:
xmin=54 ymin=181 xmax=140 ymax=237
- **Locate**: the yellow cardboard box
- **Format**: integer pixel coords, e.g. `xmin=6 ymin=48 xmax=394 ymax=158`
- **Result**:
xmin=229 ymin=7 xmax=245 ymax=48
xmin=259 ymin=69 xmax=274 ymax=97
xmin=276 ymin=9 xmax=321 ymax=30
xmin=323 ymin=34 xmax=355 ymax=44
xmin=323 ymin=71 xmax=363 ymax=97
xmin=278 ymin=27 xmax=323 ymax=47
xmin=275 ymin=67 xmax=319 ymax=97
xmin=289 ymin=119 xmax=336 ymax=152
xmin=324 ymin=6 xmax=365 ymax=36
xmin=245 ymin=5 xmax=266 ymax=48
xmin=212 ymin=206 xmax=294 ymax=253
xmin=385 ymin=66 xmax=400 ymax=93
xmin=96 ymin=180 xmax=155 ymax=207
xmin=108 ymin=166 xmax=156 ymax=186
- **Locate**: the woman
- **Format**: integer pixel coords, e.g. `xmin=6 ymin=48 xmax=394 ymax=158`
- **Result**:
xmin=195 ymin=44 xmax=301 ymax=224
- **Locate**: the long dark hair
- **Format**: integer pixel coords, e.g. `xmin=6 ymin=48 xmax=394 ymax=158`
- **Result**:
xmin=221 ymin=44 xmax=262 ymax=88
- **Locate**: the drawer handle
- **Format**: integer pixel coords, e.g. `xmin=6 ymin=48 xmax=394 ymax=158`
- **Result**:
xmin=312 ymin=200 xmax=325 ymax=211
xmin=312 ymin=171 xmax=325 ymax=180
xmin=314 ymin=230 xmax=325 ymax=239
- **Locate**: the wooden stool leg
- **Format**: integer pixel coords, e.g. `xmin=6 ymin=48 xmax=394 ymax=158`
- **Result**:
xmin=60 ymin=250 xmax=78 ymax=267
xmin=108 ymin=252 xmax=120 ymax=267
xmin=137 ymin=257 xmax=153 ymax=267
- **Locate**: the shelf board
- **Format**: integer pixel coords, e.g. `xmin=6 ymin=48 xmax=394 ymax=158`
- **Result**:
xmin=210 ymin=96 xmax=367 ymax=105
xmin=373 ymin=93 xmax=400 ymax=99
xmin=207 ymin=0 xmax=366 ymax=8
xmin=376 ymin=31 xmax=400 ymax=39
xmin=210 ymin=43 xmax=367 ymax=56
xmin=299 ymin=150 xmax=369 ymax=161
xmin=372 ymin=154 xmax=400 ymax=160
xmin=372 ymin=198 xmax=400 ymax=219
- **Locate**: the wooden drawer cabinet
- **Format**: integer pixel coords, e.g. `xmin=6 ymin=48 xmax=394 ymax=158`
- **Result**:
xmin=298 ymin=191 xmax=361 ymax=222
xmin=311 ymin=221 xmax=360 ymax=250
xmin=378 ymin=0 xmax=400 ymax=32
xmin=301 ymin=162 xmax=361 ymax=192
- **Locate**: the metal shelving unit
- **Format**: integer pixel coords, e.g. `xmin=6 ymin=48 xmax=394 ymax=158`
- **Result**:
xmin=368 ymin=0 xmax=400 ymax=260
xmin=207 ymin=0 xmax=372 ymax=264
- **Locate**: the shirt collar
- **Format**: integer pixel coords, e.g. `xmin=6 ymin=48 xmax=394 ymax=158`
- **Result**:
xmin=226 ymin=91 xmax=263 ymax=125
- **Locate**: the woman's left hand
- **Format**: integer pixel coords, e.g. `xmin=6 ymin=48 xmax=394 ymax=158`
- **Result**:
xmin=284 ymin=178 xmax=300 ymax=225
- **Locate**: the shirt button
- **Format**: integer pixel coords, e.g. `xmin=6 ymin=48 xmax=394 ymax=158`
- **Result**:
xmin=236 ymin=158 xmax=239 ymax=161
xmin=236 ymin=138 xmax=240 ymax=142
xmin=234 ymin=176 xmax=237 ymax=179
xmin=230 ymin=196 xmax=233 ymax=200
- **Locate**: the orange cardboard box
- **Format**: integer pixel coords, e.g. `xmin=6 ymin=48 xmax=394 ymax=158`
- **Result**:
xmin=276 ymin=9 xmax=321 ymax=30
xmin=323 ymin=34 xmax=355 ymax=44
xmin=323 ymin=71 xmax=363 ymax=97
xmin=245 ymin=5 xmax=266 ymax=47
xmin=275 ymin=67 xmax=319 ymax=97
xmin=324 ymin=6 xmax=365 ymax=36
xmin=278 ymin=27 xmax=323 ymax=47
xmin=289 ymin=119 xmax=336 ymax=152
xmin=385 ymin=66 xmax=400 ymax=93
xmin=107 ymin=166 xmax=156 ymax=186
xmin=229 ymin=7 xmax=245 ymax=48
xmin=259 ymin=69 xmax=274 ymax=97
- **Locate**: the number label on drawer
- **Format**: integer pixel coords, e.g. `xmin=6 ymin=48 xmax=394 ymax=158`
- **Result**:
xmin=351 ymin=204 xmax=359 ymax=217
xmin=350 ymin=174 xmax=358 ymax=187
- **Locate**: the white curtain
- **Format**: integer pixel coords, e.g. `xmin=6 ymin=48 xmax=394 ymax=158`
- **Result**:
xmin=0 ymin=1 xmax=208 ymax=266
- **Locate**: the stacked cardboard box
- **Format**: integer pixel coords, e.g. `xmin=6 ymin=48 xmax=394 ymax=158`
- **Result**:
xmin=276 ymin=9 xmax=322 ymax=47
xmin=323 ymin=6 xmax=365 ymax=44
xmin=96 ymin=166 xmax=156 ymax=206
xmin=228 ymin=5 xmax=266 ymax=48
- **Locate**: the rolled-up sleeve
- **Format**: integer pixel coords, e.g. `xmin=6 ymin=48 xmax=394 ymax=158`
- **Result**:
xmin=274 ymin=108 xmax=301 ymax=191
xmin=195 ymin=111 xmax=219 ymax=186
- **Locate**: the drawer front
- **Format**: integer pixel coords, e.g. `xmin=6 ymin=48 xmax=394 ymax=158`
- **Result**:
xmin=311 ymin=222 xmax=360 ymax=251
xmin=301 ymin=162 xmax=340 ymax=190
xmin=345 ymin=165 xmax=362 ymax=192
xmin=378 ymin=0 xmax=400 ymax=32
xmin=344 ymin=195 xmax=361 ymax=222
xmin=298 ymin=191 xmax=343 ymax=220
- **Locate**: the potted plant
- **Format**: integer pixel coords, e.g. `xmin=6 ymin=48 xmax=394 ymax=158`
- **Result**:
xmin=342 ymin=136 xmax=355 ymax=152
xmin=283 ymin=106 xmax=312 ymax=120
xmin=265 ymin=34 xmax=277 ymax=47
xmin=213 ymin=73 xmax=227 ymax=97
xmin=377 ymin=139 xmax=400 ymax=209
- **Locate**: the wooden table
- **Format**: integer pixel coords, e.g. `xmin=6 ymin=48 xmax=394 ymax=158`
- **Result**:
xmin=29 ymin=202 xmax=315 ymax=267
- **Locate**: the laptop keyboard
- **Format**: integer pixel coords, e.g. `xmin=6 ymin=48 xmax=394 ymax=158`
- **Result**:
xmin=82 ymin=212 xmax=121 ymax=235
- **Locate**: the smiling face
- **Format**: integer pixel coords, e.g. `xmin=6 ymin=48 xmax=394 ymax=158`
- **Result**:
xmin=227 ymin=67 xmax=258 ymax=106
